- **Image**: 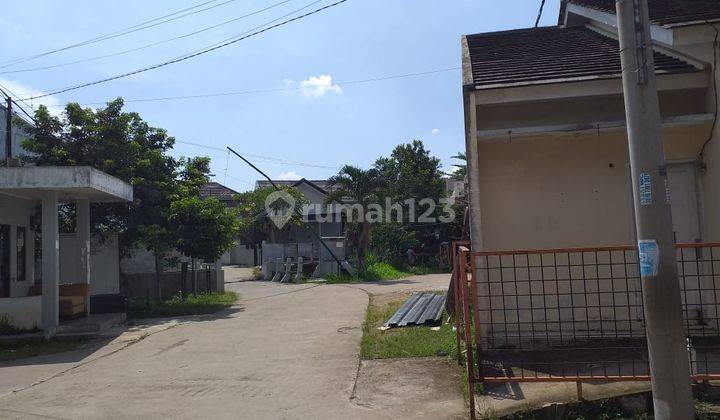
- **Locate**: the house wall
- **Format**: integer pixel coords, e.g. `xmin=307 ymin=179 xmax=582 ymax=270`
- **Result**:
xmin=475 ymin=125 xmax=709 ymax=251
xmin=0 ymin=296 xmax=41 ymax=330
xmin=221 ymin=243 xmax=257 ymax=266
xmin=0 ymin=194 xmax=35 ymax=298
xmin=59 ymin=234 xmax=120 ymax=295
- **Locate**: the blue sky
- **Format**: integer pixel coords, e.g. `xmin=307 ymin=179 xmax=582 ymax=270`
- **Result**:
xmin=0 ymin=0 xmax=560 ymax=192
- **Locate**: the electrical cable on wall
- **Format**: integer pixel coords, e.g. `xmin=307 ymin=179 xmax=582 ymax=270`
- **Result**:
xmin=699 ymin=24 xmax=719 ymax=162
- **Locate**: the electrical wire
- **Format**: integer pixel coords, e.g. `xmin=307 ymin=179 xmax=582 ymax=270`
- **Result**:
xmin=22 ymin=0 xmax=348 ymax=101
xmin=0 ymin=84 xmax=37 ymax=125
xmin=699 ymin=24 xmax=719 ymax=161
xmin=535 ymin=0 xmax=547 ymax=27
xmin=175 ymin=140 xmax=342 ymax=170
xmin=44 ymin=66 xmax=460 ymax=108
xmin=0 ymin=0 xmax=295 ymax=75
xmin=0 ymin=0 xmax=242 ymax=69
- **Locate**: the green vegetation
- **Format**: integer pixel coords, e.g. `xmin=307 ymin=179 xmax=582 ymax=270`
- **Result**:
xmin=0 ymin=338 xmax=88 ymax=363
xmin=0 ymin=314 xmax=39 ymax=336
xmin=23 ymin=100 xmax=239 ymax=302
xmin=128 ymin=292 xmax=237 ymax=319
xmin=359 ymin=294 xmax=456 ymax=359
xmin=324 ymin=261 xmax=444 ymax=284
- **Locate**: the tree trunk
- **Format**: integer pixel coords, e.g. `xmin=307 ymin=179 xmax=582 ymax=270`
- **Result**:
xmin=154 ymin=252 xmax=164 ymax=302
xmin=357 ymin=221 xmax=371 ymax=271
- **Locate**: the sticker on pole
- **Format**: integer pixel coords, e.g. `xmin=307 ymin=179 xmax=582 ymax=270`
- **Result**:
xmin=639 ymin=173 xmax=652 ymax=206
xmin=638 ymin=240 xmax=660 ymax=277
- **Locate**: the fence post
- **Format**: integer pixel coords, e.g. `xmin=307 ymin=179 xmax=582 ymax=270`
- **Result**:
xmin=180 ymin=262 xmax=188 ymax=298
xmin=460 ymin=249 xmax=477 ymax=419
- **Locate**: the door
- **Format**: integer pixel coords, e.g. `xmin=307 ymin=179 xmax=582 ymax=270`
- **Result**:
xmin=0 ymin=225 xmax=10 ymax=298
xmin=667 ymin=164 xmax=701 ymax=244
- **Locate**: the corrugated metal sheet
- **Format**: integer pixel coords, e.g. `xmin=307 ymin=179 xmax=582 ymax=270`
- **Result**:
xmin=384 ymin=292 xmax=446 ymax=328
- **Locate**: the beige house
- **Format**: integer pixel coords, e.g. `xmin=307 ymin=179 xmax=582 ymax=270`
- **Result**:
xmin=463 ymin=0 xmax=719 ymax=251
xmin=461 ymin=1 xmax=720 ymax=345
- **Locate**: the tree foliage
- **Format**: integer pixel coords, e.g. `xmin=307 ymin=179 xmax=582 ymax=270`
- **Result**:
xmin=169 ymin=196 xmax=239 ymax=263
xmin=327 ymin=165 xmax=385 ymax=270
xmin=233 ymin=186 xmax=307 ymax=245
xmin=22 ymin=99 xmax=238 ymax=298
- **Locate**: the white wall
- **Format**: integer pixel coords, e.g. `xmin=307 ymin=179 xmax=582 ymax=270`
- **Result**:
xmin=59 ymin=234 xmax=120 ymax=295
xmin=0 ymin=296 xmax=41 ymax=330
xmin=0 ymin=193 xmax=35 ymax=298
xmin=221 ymin=243 xmax=257 ymax=266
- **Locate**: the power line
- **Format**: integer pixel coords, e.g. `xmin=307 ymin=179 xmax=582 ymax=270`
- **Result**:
xmin=45 ymin=66 xmax=460 ymax=107
xmin=175 ymin=139 xmax=342 ymax=170
xmin=22 ymin=0 xmax=349 ymax=101
xmin=0 ymin=0 xmax=242 ymax=69
xmin=0 ymin=84 xmax=36 ymax=124
xmin=0 ymin=0 xmax=295 ymax=75
xmin=535 ymin=0 xmax=547 ymax=27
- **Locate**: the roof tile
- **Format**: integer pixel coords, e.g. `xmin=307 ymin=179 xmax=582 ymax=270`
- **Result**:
xmin=464 ymin=26 xmax=699 ymax=88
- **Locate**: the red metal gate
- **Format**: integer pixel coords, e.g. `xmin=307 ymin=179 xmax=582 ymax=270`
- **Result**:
xmin=451 ymin=241 xmax=720 ymax=418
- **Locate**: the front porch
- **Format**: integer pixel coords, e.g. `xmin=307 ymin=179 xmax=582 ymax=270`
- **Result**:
xmin=0 ymin=166 xmax=132 ymax=335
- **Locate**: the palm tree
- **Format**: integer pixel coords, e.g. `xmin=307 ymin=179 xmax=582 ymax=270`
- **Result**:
xmin=327 ymin=165 xmax=385 ymax=271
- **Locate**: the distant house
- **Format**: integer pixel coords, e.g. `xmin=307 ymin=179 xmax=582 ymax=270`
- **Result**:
xmin=200 ymin=181 xmax=258 ymax=266
xmin=255 ymin=179 xmax=347 ymax=277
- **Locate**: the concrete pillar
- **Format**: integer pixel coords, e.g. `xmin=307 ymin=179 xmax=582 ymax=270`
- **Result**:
xmin=76 ymin=199 xmax=90 ymax=315
xmin=214 ymin=260 xmax=224 ymax=293
xmin=41 ymin=191 xmax=59 ymax=335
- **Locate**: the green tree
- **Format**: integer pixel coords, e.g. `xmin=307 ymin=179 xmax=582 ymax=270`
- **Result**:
xmin=169 ymin=196 xmax=239 ymax=294
xmin=22 ymin=99 xmax=213 ymax=300
xmin=374 ymin=139 xmax=445 ymax=213
xmin=327 ymin=165 xmax=385 ymax=271
xmin=450 ymin=152 xmax=467 ymax=181
xmin=373 ymin=140 xmax=446 ymax=261
xmin=233 ymin=186 xmax=307 ymax=246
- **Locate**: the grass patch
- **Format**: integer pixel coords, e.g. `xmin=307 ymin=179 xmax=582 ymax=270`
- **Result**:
xmin=0 ymin=337 xmax=88 ymax=363
xmin=325 ymin=262 xmax=446 ymax=284
xmin=128 ymin=291 xmax=238 ymax=320
xmin=360 ymin=293 xmax=456 ymax=359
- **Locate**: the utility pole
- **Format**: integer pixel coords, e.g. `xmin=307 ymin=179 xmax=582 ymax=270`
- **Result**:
xmin=4 ymin=94 xmax=11 ymax=162
xmin=615 ymin=0 xmax=694 ymax=418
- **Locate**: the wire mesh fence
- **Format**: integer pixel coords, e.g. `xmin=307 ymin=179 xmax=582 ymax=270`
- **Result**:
xmin=452 ymin=242 xmax=720 ymax=389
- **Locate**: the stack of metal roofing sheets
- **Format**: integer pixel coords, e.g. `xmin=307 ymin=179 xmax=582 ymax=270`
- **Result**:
xmin=384 ymin=292 xmax=446 ymax=328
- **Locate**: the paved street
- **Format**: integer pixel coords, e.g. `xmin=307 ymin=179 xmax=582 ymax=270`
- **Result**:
xmin=0 ymin=274 xmax=457 ymax=420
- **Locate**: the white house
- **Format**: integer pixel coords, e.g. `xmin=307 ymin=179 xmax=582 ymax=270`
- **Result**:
xmin=0 ymin=104 xmax=133 ymax=334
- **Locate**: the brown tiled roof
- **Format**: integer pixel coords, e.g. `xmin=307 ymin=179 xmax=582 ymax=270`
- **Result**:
xmin=568 ymin=0 xmax=720 ymax=27
xmin=200 ymin=182 xmax=240 ymax=205
xmin=464 ymin=26 xmax=699 ymax=88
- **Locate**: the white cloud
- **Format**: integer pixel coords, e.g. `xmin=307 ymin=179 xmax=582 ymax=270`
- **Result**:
xmin=431 ymin=128 xmax=440 ymax=135
xmin=289 ymin=74 xmax=342 ymax=98
xmin=0 ymin=78 xmax=62 ymax=117
xmin=278 ymin=171 xmax=302 ymax=180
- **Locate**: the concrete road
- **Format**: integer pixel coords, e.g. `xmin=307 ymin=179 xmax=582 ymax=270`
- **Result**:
xmin=0 ymin=275 xmax=456 ymax=420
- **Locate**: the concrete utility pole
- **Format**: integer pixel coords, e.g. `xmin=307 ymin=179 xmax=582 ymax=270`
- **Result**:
xmin=615 ymin=0 xmax=694 ymax=418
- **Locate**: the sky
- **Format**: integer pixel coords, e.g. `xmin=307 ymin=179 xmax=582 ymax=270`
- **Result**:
xmin=0 ymin=0 xmax=561 ymax=192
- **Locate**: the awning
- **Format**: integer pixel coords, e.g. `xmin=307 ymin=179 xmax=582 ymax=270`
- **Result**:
xmin=0 ymin=166 xmax=133 ymax=202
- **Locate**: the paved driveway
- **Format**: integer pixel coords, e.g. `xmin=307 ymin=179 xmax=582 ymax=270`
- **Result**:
xmin=0 ymin=275 xmax=453 ymax=420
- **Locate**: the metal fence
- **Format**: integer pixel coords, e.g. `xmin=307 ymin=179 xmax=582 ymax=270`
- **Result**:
xmin=451 ymin=241 xmax=720 ymax=417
